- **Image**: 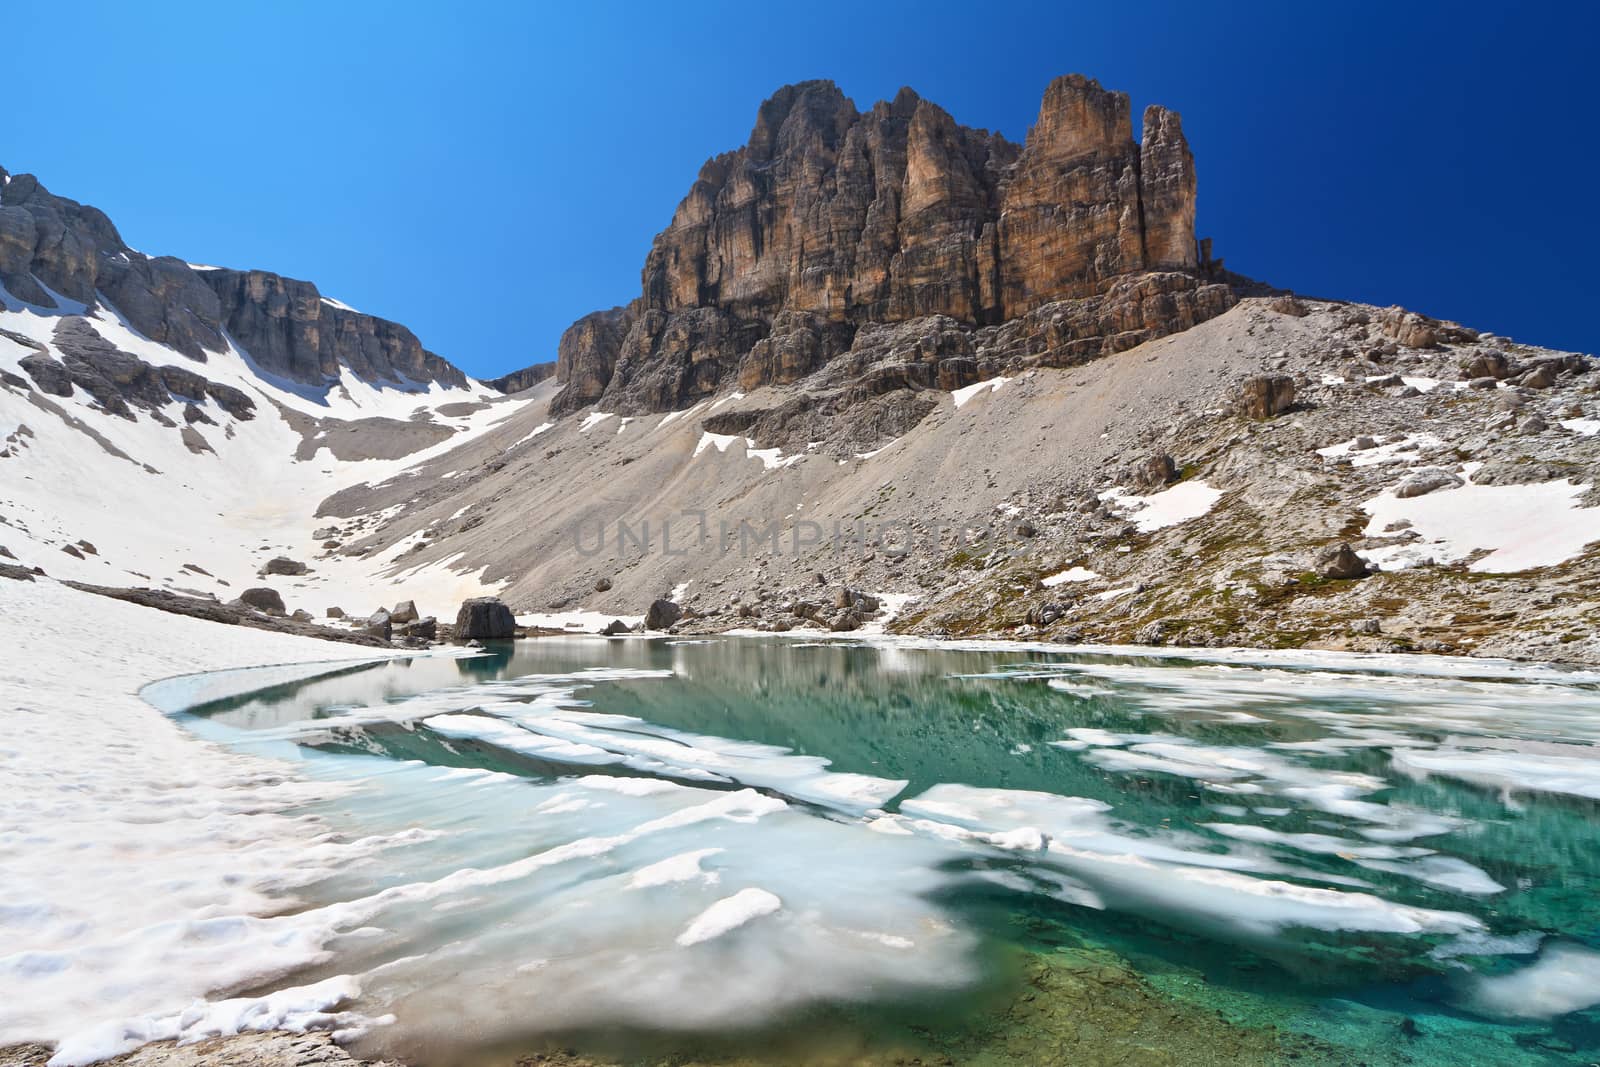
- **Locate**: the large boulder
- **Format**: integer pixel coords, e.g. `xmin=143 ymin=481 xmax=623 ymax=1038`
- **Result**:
xmin=645 ymin=598 xmax=683 ymax=630
xmin=829 ymin=611 xmax=862 ymax=632
xmin=236 ymin=587 xmax=285 ymax=616
xmin=1238 ymin=375 xmax=1295 ymax=419
xmin=260 ymin=556 xmax=309 ymax=576
xmin=364 ymin=609 xmax=393 ymax=641
xmin=1132 ymin=452 xmax=1179 ymax=491
xmin=455 ymin=596 xmax=516 ymax=640
xmin=831 ymin=588 xmax=881 ymax=614
xmin=1459 ymin=349 xmax=1512 ymax=380
xmin=1311 ymin=543 xmax=1369 ymax=580
xmin=390 ymin=599 xmax=419 ymax=624
xmin=0 ymin=562 xmax=36 ymax=582
xmin=1395 ymin=468 xmax=1464 ymax=498
xmin=600 ymin=619 xmax=631 ymax=636
xmin=400 ymin=616 xmax=436 ymax=641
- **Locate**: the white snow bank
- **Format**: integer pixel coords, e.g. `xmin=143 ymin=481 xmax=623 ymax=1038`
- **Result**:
xmin=0 ymin=578 xmax=413 ymax=1057
xmin=0 ymin=289 xmax=522 ymax=610
xmin=951 ymin=377 xmax=1009 ymax=408
xmin=1041 ymin=566 xmax=1098 ymax=587
xmin=1361 ymin=477 xmax=1600 ymax=572
xmin=1101 ymin=480 xmax=1224 ymax=533
xmin=692 ymin=432 xmax=803 ymax=471
xmin=1317 ymin=432 xmax=1445 ymax=467
xmin=48 ymin=974 xmax=370 ymax=1066
xmin=513 ymin=421 xmax=554 ymax=446
xmin=1560 ymin=417 xmax=1600 ymax=436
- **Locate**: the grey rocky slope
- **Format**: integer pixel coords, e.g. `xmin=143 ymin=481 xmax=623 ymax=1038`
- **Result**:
xmin=317 ymin=293 xmax=1600 ymax=664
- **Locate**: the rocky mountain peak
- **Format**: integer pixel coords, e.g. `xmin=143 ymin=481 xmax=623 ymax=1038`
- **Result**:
xmin=0 ymin=166 xmax=468 ymax=390
xmin=747 ymin=79 xmax=859 ymax=161
xmin=550 ymin=73 xmax=1226 ymax=417
xmin=1027 ymin=73 xmax=1133 ymax=163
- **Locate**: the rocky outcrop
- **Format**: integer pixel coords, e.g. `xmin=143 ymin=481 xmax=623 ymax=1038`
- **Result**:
xmin=1238 ymin=375 xmax=1295 ymax=419
xmin=0 ymin=166 xmax=467 ymax=390
xmin=550 ymin=307 xmax=635 ymax=415
xmin=485 ymin=360 xmax=557 ymax=394
xmin=551 ymin=75 xmax=1231 ymax=417
xmin=203 ymin=269 xmax=466 ymax=388
xmin=1311 ymin=543 xmax=1370 ymax=580
xmin=234 ymin=587 xmax=286 ymax=615
xmin=1138 ymin=106 xmax=1199 ymax=271
xmin=15 ymin=318 xmax=257 ymax=422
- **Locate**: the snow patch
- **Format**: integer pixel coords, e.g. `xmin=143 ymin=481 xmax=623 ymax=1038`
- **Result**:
xmin=951 ymin=376 xmax=1010 ymax=408
xmin=1101 ymin=481 xmax=1223 ymax=533
xmin=1361 ymin=477 xmax=1600 ymax=572
xmin=1041 ymin=566 xmax=1098 ymax=587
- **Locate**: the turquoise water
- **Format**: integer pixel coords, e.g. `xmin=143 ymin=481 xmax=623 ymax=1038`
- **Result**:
xmin=167 ymin=638 xmax=1600 ymax=1065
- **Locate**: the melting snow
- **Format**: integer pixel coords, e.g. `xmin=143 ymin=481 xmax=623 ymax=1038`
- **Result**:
xmin=1317 ymin=433 xmax=1445 ymax=467
xmin=951 ymin=377 xmax=1010 ymax=408
xmin=1101 ymin=480 xmax=1224 ymax=533
xmin=692 ymin=432 xmax=802 ymax=471
xmin=1041 ymin=566 xmax=1098 ymax=587
xmin=1361 ymin=477 xmax=1600 ymax=572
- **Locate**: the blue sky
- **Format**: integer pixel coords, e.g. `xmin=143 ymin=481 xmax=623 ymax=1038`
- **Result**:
xmin=5 ymin=1 xmax=1594 ymax=377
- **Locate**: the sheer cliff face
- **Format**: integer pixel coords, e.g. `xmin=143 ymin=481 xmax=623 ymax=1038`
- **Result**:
xmin=553 ymin=74 xmax=1215 ymax=416
xmin=0 ymin=169 xmax=466 ymax=389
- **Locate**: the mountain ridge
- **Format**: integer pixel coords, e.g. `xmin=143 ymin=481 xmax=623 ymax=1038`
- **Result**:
xmin=0 ymin=165 xmax=470 ymax=391
xmin=540 ymin=74 xmax=1241 ymax=423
